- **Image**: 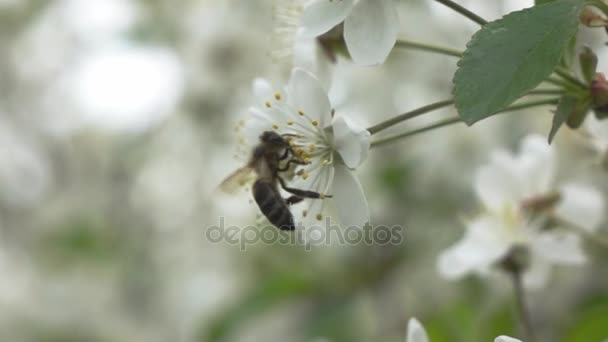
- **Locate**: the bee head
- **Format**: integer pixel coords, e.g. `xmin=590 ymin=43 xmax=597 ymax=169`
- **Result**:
xmin=260 ymin=131 xmax=288 ymax=149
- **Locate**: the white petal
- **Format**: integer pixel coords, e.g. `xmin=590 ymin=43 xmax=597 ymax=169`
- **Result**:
xmin=474 ymin=151 xmax=524 ymax=212
xmin=532 ymin=231 xmax=586 ymax=265
xmin=331 ymin=163 xmax=369 ymax=228
xmin=343 ymin=0 xmax=399 ymax=65
xmin=554 ymin=184 xmax=605 ymax=232
xmin=287 ymin=68 xmax=332 ymax=128
xmin=517 ymin=134 xmax=556 ymax=196
xmin=406 ymin=318 xmax=429 ymax=342
xmin=495 ymin=336 xmax=523 ymax=342
xmin=252 ymin=78 xmax=276 ymax=106
xmin=291 ymin=162 xmax=333 ymax=228
xmin=437 ymin=215 xmax=511 ymax=279
xmin=332 ymin=116 xmax=370 ymax=169
xmin=522 ymin=256 xmax=551 ymax=289
xmin=299 ymin=0 xmax=354 ymax=37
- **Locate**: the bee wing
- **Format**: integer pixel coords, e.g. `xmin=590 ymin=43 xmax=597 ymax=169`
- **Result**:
xmin=219 ymin=166 xmax=256 ymax=194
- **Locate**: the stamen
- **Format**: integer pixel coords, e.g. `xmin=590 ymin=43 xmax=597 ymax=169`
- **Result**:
xmin=319 ymin=193 xmax=326 ymax=199
xmin=272 ymin=124 xmax=279 ymax=130
xmin=316 ymin=214 xmax=323 ymax=221
xmin=302 ymin=210 xmax=308 ymax=217
xmin=265 ymin=101 xmax=272 ymax=108
xmin=311 ymin=119 xmax=318 ymax=126
xmin=274 ymin=92 xmax=282 ymax=100
xmin=298 ymin=110 xmax=305 ymax=116
xmin=302 ymin=172 xmax=309 ymax=180
xmin=308 ymin=144 xmax=316 ymax=153
xmin=287 ymin=120 xmax=294 ymax=126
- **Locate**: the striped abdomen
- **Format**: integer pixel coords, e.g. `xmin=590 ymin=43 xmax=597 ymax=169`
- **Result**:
xmin=252 ymin=180 xmax=294 ymax=230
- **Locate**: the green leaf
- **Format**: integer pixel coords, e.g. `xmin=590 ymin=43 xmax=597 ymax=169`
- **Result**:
xmin=535 ymin=0 xmax=557 ymax=4
xmin=549 ymin=95 xmax=577 ymax=143
xmin=454 ymin=0 xmax=584 ymax=125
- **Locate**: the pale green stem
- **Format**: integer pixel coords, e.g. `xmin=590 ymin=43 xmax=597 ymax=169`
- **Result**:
xmin=367 ymin=99 xmax=454 ymax=135
xmin=433 ymin=0 xmax=488 ymax=26
xmin=510 ymin=267 xmax=536 ymax=342
xmin=370 ymin=98 xmax=559 ymax=148
xmin=395 ymin=39 xmax=462 ymax=58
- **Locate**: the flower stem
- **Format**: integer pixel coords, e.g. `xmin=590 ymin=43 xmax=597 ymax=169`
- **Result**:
xmin=367 ymin=99 xmax=455 ymax=135
xmin=370 ymin=117 xmax=462 ymax=148
xmin=510 ymin=267 xmax=536 ymax=342
xmin=395 ymin=39 xmax=462 ymax=58
xmin=370 ymin=98 xmax=559 ymax=148
xmin=555 ymin=67 xmax=587 ymax=90
xmin=434 ymin=0 xmax=488 ymax=26
xmin=526 ymin=89 xmax=565 ymax=96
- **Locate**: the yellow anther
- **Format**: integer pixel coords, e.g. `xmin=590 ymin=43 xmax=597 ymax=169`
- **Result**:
xmin=322 ymin=159 xmax=330 ymax=166
xmin=298 ymin=110 xmax=305 ymax=116
xmin=274 ymin=92 xmax=281 ymax=100
xmin=319 ymin=193 xmax=326 ymax=199
xmin=296 ymin=169 xmax=305 ymax=176
xmin=302 ymin=210 xmax=308 ymax=217
xmin=296 ymin=133 xmax=302 ymax=138
xmin=311 ymin=119 xmax=318 ymax=126
xmin=287 ymin=120 xmax=294 ymax=126
xmin=308 ymin=144 xmax=316 ymax=153
xmin=272 ymin=124 xmax=279 ymax=130
xmin=265 ymin=101 xmax=272 ymax=108
xmin=302 ymin=172 xmax=309 ymax=180
xmin=294 ymin=148 xmax=304 ymax=156
xmin=316 ymin=214 xmax=323 ymax=221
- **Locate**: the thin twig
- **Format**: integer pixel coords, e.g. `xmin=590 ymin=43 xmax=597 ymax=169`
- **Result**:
xmin=433 ymin=0 xmax=488 ymax=26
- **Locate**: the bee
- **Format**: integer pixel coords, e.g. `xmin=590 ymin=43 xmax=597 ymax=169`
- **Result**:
xmin=220 ymin=131 xmax=330 ymax=230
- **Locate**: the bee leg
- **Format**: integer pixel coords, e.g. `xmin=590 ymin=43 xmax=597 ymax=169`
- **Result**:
xmin=277 ymin=159 xmax=308 ymax=172
xmin=285 ymin=195 xmax=304 ymax=206
xmin=277 ymin=176 xmax=332 ymax=199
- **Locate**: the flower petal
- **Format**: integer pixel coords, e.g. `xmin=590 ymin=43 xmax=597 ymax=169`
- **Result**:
xmin=332 ymin=116 xmax=370 ymax=169
xmin=437 ymin=215 xmax=511 ymax=279
xmin=532 ymin=231 xmax=586 ymax=265
xmin=474 ymin=151 xmax=524 ymax=212
xmin=287 ymin=68 xmax=332 ymax=128
xmin=252 ymin=78 xmax=276 ymax=107
xmin=343 ymin=0 xmax=399 ymax=65
xmin=299 ymin=0 xmax=354 ymax=37
xmin=406 ymin=318 xmax=429 ymax=342
xmin=554 ymin=184 xmax=605 ymax=232
xmin=517 ymin=134 xmax=556 ymax=196
xmin=331 ymin=163 xmax=369 ymax=228
xmin=494 ymin=336 xmax=523 ymax=342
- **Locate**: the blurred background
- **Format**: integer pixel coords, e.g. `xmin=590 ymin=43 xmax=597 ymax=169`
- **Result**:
xmin=0 ymin=0 xmax=607 ymax=341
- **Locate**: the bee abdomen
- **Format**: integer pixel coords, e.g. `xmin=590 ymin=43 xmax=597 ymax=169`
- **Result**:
xmin=252 ymin=180 xmax=295 ymax=231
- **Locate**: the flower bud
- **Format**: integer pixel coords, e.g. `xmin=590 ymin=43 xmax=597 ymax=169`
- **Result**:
xmin=579 ymin=46 xmax=598 ymax=84
xmin=580 ymin=6 xmax=608 ymax=27
xmin=591 ymin=73 xmax=608 ymax=119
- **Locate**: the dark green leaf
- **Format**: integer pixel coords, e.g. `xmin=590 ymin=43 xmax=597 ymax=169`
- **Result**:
xmin=549 ymin=95 xmax=577 ymax=143
xmin=535 ymin=0 xmax=557 ymax=4
xmin=454 ymin=0 xmax=584 ymax=125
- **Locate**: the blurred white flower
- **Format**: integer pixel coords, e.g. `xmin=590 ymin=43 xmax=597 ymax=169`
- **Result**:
xmin=438 ymin=135 xmax=605 ymax=288
xmin=299 ymin=0 xmax=399 ymax=65
xmin=243 ymin=68 xmax=370 ymax=228
xmin=583 ymin=115 xmax=608 ymax=166
xmin=495 ymin=336 xmax=523 ymax=342
xmin=405 ymin=318 xmax=429 ymax=342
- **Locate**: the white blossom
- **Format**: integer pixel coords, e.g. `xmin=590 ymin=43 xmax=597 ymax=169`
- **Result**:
xmin=437 ymin=135 xmax=605 ymax=288
xmin=241 ymin=68 xmax=370 ymax=228
xmin=405 ymin=318 xmax=429 ymax=342
xmin=299 ymin=0 xmax=399 ymax=65
xmin=495 ymin=336 xmax=523 ymax=342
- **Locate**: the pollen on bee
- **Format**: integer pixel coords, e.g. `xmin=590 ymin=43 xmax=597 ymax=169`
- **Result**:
xmin=265 ymin=101 xmax=272 ymax=108
xmin=311 ymin=119 xmax=318 ymax=126
xmin=316 ymin=214 xmax=323 ymax=221
xmin=298 ymin=110 xmax=305 ymax=116
xmin=274 ymin=92 xmax=282 ymax=100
